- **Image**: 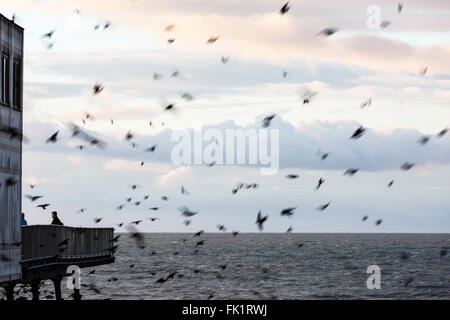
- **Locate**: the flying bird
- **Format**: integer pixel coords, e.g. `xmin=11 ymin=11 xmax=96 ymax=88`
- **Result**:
xmin=41 ymin=29 xmax=56 ymax=39
xmin=221 ymin=56 xmax=229 ymax=64
xmin=93 ymin=218 xmax=102 ymax=224
xmin=401 ymin=162 xmax=415 ymax=171
xmin=301 ymin=90 xmax=317 ymax=104
xmin=46 ymin=131 xmax=59 ymax=143
xmin=181 ymin=185 xmax=190 ymax=195
xmin=286 ymin=226 xmax=293 ymax=233
xmin=217 ymin=224 xmax=226 ymax=232
xmin=286 ymin=174 xmax=299 ymax=179
xmin=92 ymin=83 xmax=104 ymax=95
xmin=164 ymin=24 xmax=175 ymax=32
xmin=37 ymin=204 xmax=50 ymax=210
xmin=350 ymin=126 xmax=366 ymax=139
xmin=360 ymin=98 xmax=372 ymax=109
xmin=437 ymin=128 xmax=448 ymax=138
xmin=387 ymin=180 xmax=394 ymax=188
xmin=417 ymin=136 xmax=430 ymax=145
xmin=280 ymin=2 xmax=290 ymax=15
xmin=375 ymin=219 xmax=383 ymax=226
xmin=262 ymin=114 xmax=276 ymax=128
xmin=362 ymin=215 xmax=368 ymax=221
xmin=255 ymin=211 xmax=268 ymax=231
xmin=344 ymin=169 xmax=359 ymax=176
xmin=25 ymin=195 xmax=43 ymax=202
xmin=398 ymin=3 xmax=403 ymax=14
xmin=317 ymin=201 xmax=331 ymax=211
xmin=316 ymin=27 xmax=338 ymax=37
xmin=179 ymin=206 xmax=198 ymax=217
xmin=144 ymin=144 xmax=157 ymax=152
xmin=315 ymin=177 xmax=325 ymax=191
xmin=380 ymin=21 xmax=391 ymax=29
xmin=207 ymin=36 xmax=219 ymax=44
xmin=280 ymin=207 xmax=296 ymax=216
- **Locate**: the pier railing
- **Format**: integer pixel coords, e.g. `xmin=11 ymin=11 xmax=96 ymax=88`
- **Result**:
xmin=20 ymin=225 xmax=115 ymax=281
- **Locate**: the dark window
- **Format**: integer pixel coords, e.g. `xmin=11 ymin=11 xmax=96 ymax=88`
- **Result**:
xmin=1 ymin=55 xmax=9 ymax=105
xmin=13 ymin=59 xmax=22 ymax=109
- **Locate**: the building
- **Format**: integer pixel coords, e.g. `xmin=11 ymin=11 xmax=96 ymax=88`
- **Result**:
xmin=0 ymin=14 xmax=115 ymax=300
xmin=0 ymin=13 xmax=23 ymax=285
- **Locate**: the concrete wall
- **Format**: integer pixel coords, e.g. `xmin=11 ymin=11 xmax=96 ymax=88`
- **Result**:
xmin=0 ymin=14 xmax=23 ymax=284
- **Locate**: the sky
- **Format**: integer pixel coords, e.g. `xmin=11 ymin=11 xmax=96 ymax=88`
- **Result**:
xmin=2 ymin=0 xmax=449 ymax=232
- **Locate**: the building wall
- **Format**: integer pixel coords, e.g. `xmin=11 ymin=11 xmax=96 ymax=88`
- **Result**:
xmin=0 ymin=14 xmax=23 ymax=284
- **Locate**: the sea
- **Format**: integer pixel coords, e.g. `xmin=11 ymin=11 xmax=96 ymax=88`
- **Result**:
xmin=7 ymin=233 xmax=450 ymax=300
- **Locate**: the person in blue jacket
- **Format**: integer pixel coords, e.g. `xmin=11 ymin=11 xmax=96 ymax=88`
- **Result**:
xmin=21 ymin=212 xmax=28 ymax=226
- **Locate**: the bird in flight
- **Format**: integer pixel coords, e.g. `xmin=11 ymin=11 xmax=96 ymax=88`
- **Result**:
xmin=255 ymin=211 xmax=268 ymax=231
xmin=401 ymin=162 xmax=415 ymax=171
xmin=316 ymin=27 xmax=339 ymax=37
xmin=280 ymin=2 xmax=290 ymax=15
xmin=317 ymin=201 xmax=331 ymax=211
xmin=280 ymin=207 xmax=296 ymax=216
xmin=350 ymin=126 xmax=366 ymax=139
xmin=46 ymin=131 xmax=59 ymax=143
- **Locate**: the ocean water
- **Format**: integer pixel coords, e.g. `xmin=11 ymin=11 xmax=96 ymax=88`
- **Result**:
xmin=8 ymin=233 xmax=450 ymax=300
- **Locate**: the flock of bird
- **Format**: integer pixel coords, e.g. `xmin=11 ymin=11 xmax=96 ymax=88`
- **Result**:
xmin=1 ymin=2 xmax=449 ymax=299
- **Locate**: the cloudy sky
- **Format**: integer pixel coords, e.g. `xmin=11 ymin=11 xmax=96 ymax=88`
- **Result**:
xmin=3 ymin=0 xmax=450 ymax=232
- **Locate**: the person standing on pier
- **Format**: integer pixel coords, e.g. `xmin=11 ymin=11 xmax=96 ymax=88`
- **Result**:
xmin=21 ymin=213 xmax=28 ymax=226
xmin=51 ymin=211 xmax=64 ymax=226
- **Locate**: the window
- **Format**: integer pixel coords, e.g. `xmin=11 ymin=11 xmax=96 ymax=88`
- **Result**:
xmin=1 ymin=54 xmax=9 ymax=105
xmin=13 ymin=59 xmax=21 ymax=109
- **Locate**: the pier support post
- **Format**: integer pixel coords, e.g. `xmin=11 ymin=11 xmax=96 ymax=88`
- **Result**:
xmin=31 ymin=281 xmax=40 ymax=301
xmin=73 ymin=287 xmax=82 ymax=300
xmin=52 ymin=276 xmax=63 ymax=300
xmin=5 ymin=283 xmax=15 ymax=300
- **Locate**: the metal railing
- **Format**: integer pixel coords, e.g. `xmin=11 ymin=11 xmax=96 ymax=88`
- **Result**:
xmin=21 ymin=225 xmax=115 ymax=262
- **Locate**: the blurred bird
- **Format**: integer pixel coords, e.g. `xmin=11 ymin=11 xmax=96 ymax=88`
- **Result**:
xmin=144 ymin=144 xmax=157 ymax=152
xmin=286 ymin=226 xmax=293 ymax=233
xmin=256 ymin=211 xmax=268 ymax=231
xmin=207 ymin=36 xmax=219 ymax=44
xmin=302 ymin=90 xmax=317 ymax=104
xmin=420 ymin=66 xmax=428 ymax=75
xmin=380 ymin=21 xmax=391 ymax=29
xmin=37 ymin=204 xmax=50 ymax=210
xmin=193 ymin=230 xmax=204 ymax=237
xmin=286 ymin=174 xmax=299 ymax=179
xmin=148 ymin=207 xmax=159 ymax=211
xmin=94 ymin=218 xmax=102 ymax=224
xmin=164 ymin=24 xmax=175 ymax=32
xmin=92 ymin=83 xmax=104 ymax=95
xmin=360 ymin=98 xmax=372 ymax=109
xmin=280 ymin=2 xmax=290 ymax=15
xmin=181 ymin=185 xmax=190 ymax=195
xmin=398 ymin=2 xmax=403 ymax=14
xmin=387 ymin=180 xmax=394 ymax=188
xmin=437 ymin=128 xmax=448 ymax=138
xmin=25 ymin=195 xmax=43 ymax=202
xmin=46 ymin=131 xmax=59 ymax=143
xmin=362 ymin=215 xmax=368 ymax=221
xmin=317 ymin=202 xmax=331 ymax=211
xmin=317 ymin=27 xmax=338 ymax=37
xmin=161 ymin=196 xmax=169 ymax=201
xmin=315 ymin=177 xmax=325 ymax=191
xmin=232 ymin=231 xmax=239 ymax=237
xmin=344 ymin=169 xmax=359 ymax=176
xmin=375 ymin=219 xmax=383 ymax=226
xmin=350 ymin=126 xmax=366 ymax=139
xmin=401 ymin=162 xmax=415 ymax=171
xmin=417 ymin=136 xmax=430 ymax=145
xmin=126 ymin=224 xmax=146 ymax=249
xmin=179 ymin=206 xmax=198 ymax=217
xmin=217 ymin=224 xmax=226 ymax=232
xmin=41 ymin=29 xmax=56 ymax=39
xmin=221 ymin=56 xmax=229 ymax=64
xmin=281 ymin=207 xmax=296 ymax=216
xmin=167 ymin=38 xmax=175 ymax=44
xmin=262 ymin=114 xmax=276 ymax=128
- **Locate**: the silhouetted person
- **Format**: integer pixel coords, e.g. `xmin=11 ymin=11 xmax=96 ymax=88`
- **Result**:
xmin=21 ymin=212 xmax=28 ymax=226
xmin=51 ymin=211 xmax=63 ymax=226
